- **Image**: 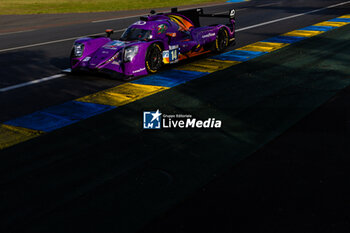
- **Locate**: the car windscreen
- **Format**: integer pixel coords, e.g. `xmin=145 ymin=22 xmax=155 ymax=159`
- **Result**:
xmin=120 ymin=27 xmax=152 ymax=41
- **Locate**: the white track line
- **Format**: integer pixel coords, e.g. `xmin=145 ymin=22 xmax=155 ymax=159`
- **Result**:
xmin=1 ymin=0 xmax=348 ymax=54
xmin=0 ymin=29 xmax=125 ymax=53
xmin=236 ymin=1 xmax=350 ymax=32
xmin=0 ymin=74 xmax=65 ymax=93
xmin=1 ymin=1 xmax=349 ymax=54
xmin=0 ymin=29 xmax=36 ymax=36
xmin=92 ymin=14 xmax=150 ymax=23
xmin=1 ymin=1 xmax=350 ymax=93
xmin=92 ymin=2 xmax=235 ymax=23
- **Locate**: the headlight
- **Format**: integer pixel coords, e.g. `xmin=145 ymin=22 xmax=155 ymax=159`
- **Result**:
xmin=74 ymin=43 xmax=84 ymax=57
xmin=124 ymin=46 xmax=139 ymax=62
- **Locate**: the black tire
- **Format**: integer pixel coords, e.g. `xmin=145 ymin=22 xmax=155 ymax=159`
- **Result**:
xmin=145 ymin=43 xmax=163 ymax=74
xmin=214 ymin=29 xmax=229 ymax=53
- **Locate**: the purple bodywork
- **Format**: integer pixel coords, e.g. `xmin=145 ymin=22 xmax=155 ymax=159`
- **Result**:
xmin=70 ymin=8 xmax=236 ymax=79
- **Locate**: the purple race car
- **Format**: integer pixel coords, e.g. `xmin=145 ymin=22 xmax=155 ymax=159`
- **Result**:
xmin=70 ymin=7 xmax=236 ymax=79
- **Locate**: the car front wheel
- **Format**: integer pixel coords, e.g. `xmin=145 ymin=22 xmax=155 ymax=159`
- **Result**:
xmin=145 ymin=43 xmax=163 ymax=73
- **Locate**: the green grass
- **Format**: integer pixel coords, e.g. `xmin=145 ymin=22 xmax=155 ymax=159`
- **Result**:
xmin=0 ymin=0 xmax=223 ymax=15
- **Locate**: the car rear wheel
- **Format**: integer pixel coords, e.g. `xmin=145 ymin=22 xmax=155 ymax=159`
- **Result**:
xmin=214 ymin=29 xmax=229 ymax=53
xmin=145 ymin=43 xmax=163 ymax=73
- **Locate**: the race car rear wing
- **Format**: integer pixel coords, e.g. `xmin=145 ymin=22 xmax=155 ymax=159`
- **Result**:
xmin=170 ymin=7 xmax=236 ymax=28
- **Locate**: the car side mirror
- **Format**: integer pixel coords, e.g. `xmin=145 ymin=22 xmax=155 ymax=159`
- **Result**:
xmin=165 ymin=32 xmax=176 ymax=43
xmin=105 ymin=29 xmax=114 ymax=37
xmin=166 ymin=32 xmax=176 ymax=37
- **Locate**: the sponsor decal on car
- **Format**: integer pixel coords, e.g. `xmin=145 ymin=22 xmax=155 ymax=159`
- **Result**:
xmin=157 ymin=24 xmax=168 ymax=34
xmin=162 ymin=45 xmax=179 ymax=64
xmin=83 ymin=56 xmax=91 ymax=62
xmin=202 ymin=33 xmax=216 ymax=38
xmin=103 ymin=40 xmax=125 ymax=49
xmin=133 ymin=21 xmax=147 ymax=26
xmin=133 ymin=67 xmax=146 ymax=74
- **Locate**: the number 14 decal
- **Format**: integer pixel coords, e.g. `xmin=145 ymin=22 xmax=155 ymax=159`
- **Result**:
xmin=169 ymin=48 xmax=179 ymax=63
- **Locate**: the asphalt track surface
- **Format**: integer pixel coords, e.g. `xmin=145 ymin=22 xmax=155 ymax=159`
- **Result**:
xmin=1 ymin=24 xmax=349 ymax=233
xmin=0 ymin=0 xmax=350 ymax=122
xmin=1 ymin=0 xmax=350 ymax=232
